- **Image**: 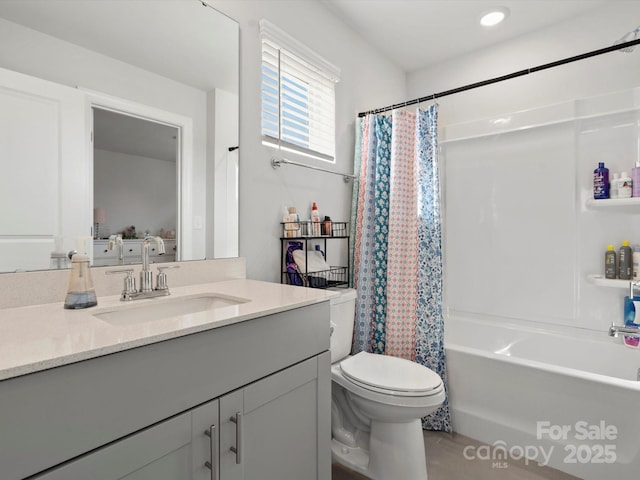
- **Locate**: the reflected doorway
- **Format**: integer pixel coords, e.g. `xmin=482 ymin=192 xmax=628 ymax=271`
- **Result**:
xmin=93 ymin=107 xmax=178 ymax=250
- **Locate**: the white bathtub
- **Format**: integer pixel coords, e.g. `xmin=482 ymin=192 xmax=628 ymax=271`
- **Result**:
xmin=445 ymin=315 xmax=640 ymax=480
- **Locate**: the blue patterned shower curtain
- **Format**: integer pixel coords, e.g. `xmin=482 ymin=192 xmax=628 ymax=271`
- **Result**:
xmin=350 ymin=105 xmax=451 ymax=432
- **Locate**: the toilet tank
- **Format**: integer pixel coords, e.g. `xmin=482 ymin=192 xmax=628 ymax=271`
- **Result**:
xmin=329 ymin=288 xmax=357 ymax=363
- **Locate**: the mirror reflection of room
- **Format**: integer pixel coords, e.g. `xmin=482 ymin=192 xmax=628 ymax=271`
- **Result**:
xmin=92 ymin=108 xmax=178 ymax=266
xmin=0 ymin=0 xmax=239 ymax=273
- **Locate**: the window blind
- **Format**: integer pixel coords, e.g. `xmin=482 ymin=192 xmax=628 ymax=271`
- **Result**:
xmin=260 ymin=20 xmax=340 ymax=162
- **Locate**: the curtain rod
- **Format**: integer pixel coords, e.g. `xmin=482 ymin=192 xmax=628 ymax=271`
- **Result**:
xmin=358 ymin=38 xmax=640 ymax=117
xmin=271 ymin=157 xmax=355 ymax=183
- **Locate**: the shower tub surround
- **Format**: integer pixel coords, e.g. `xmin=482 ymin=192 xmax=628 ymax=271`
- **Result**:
xmin=445 ymin=314 xmax=640 ymax=480
xmin=442 ymin=87 xmax=640 ymax=480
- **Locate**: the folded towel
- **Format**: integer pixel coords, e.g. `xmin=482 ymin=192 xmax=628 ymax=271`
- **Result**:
xmin=292 ymin=249 xmax=330 ymax=274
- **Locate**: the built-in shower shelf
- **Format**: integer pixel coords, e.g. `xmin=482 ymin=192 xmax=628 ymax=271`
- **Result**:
xmin=586 ymin=197 xmax=640 ymax=210
xmin=587 ymin=274 xmax=632 ymax=289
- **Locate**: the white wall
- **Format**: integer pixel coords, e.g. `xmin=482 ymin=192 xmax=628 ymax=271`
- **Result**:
xmin=94 ymin=149 xmax=177 ymax=237
xmin=208 ymin=88 xmax=240 ymax=259
xmin=211 ymin=0 xmax=406 ymax=281
xmin=407 ymin=2 xmax=640 ymax=333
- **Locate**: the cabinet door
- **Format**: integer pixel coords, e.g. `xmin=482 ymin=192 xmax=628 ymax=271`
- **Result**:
xmin=33 ymin=412 xmax=193 ymax=480
xmin=191 ymin=398 xmax=220 ymax=480
xmin=220 ymin=355 xmax=327 ymax=480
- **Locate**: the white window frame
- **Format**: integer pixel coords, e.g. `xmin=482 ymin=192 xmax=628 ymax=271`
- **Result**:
xmin=260 ymin=19 xmax=340 ymax=163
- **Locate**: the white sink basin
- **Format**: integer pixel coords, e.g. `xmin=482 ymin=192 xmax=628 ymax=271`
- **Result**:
xmin=94 ymin=293 xmax=249 ymax=326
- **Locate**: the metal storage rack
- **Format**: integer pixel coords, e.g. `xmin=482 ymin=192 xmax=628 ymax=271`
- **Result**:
xmin=280 ymin=221 xmax=349 ymax=289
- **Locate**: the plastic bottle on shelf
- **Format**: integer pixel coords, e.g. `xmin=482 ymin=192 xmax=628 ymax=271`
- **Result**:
xmin=619 ymin=240 xmax=633 ymax=280
xmin=618 ymin=171 xmax=632 ymax=198
xmin=605 ymin=244 xmax=617 ymax=279
xmin=322 ymin=216 xmax=332 ymax=236
xmin=593 ymin=162 xmax=609 ymax=199
xmin=633 ymin=160 xmax=640 ymax=197
xmin=311 ymin=202 xmax=321 ymax=236
xmin=623 ymin=295 xmax=640 ymax=348
xmin=283 ymin=206 xmax=300 ymax=238
xmin=610 ymin=172 xmax=620 ymax=199
xmin=633 ymin=245 xmax=640 ymax=280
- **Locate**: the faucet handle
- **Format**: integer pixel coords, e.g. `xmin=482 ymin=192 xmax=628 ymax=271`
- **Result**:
xmin=156 ymin=265 xmax=179 ymax=291
xmin=106 ymin=268 xmax=137 ymax=298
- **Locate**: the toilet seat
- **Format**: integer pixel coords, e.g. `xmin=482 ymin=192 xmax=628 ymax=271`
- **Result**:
xmin=340 ymin=352 xmax=443 ymax=397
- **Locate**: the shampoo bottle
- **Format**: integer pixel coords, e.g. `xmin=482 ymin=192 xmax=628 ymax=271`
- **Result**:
xmin=593 ymin=162 xmax=609 ymax=199
xmin=605 ymin=244 xmax=617 ymax=279
xmin=619 ymin=240 xmax=633 ymax=280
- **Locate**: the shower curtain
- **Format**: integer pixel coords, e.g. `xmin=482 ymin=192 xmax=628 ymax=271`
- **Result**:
xmin=349 ymin=105 xmax=451 ymax=432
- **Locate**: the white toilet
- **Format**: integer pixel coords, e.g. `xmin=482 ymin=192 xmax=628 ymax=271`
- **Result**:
xmin=329 ymin=288 xmax=445 ymax=480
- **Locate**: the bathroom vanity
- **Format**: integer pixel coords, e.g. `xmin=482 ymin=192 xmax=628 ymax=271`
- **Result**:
xmin=93 ymin=238 xmax=177 ymax=266
xmin=0 ymin=277 xmax=334 ymax=480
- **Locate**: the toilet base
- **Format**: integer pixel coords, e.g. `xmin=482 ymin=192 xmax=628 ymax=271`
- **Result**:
xmin=332 ymin=418 xmax=429 ymax=480
xmin=331 ymin=438 xmax=370 ymax=477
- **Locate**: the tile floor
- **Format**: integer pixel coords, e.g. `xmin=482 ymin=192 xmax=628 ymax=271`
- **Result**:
xmin=332 ymin=430 xmax=582 ymax=480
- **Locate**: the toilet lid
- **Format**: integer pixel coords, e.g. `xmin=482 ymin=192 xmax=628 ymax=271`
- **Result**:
xmin=340 ymin=352 xmax=442 ymax=395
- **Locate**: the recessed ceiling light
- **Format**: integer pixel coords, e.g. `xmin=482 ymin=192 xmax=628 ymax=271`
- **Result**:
xmin=480 ymin=7 xmax=509 ymax=27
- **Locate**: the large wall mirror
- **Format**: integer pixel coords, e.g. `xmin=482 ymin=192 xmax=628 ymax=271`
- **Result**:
xmin=0 ymin=0 xmax=239 ymax=273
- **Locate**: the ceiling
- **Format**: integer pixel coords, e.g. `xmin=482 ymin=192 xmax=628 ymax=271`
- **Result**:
xmin=321 ymin=0 xmax=611 ymax=73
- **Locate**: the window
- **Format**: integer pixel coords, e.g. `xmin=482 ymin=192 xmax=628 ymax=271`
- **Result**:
xmin=260 ymin=20 xmax=340 ymax=162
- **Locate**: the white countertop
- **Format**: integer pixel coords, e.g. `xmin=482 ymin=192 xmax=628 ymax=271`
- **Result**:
xmin=0 ymin=279 xmax=338 ymax=381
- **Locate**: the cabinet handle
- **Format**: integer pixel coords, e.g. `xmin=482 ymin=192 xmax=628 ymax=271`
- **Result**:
xmin=229 ymin=412 xmax=243 ymax=464
xmin=204 ymin=425 xmax=218 ymax=480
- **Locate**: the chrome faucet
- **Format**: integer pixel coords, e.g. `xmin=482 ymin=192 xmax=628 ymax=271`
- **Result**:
xmin=105 ymin=235 xmax=179 ymax=301
xmin=608 ymin=322 xmax=640 ymax=338
xmin=140 ymin=235 xmax=165 ymax=293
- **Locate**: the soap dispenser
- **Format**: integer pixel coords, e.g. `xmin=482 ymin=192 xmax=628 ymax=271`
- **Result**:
xmin=64 ymin=237 xmax=97 ymax=309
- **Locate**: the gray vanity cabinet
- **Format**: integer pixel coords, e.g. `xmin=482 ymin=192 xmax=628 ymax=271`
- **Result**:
xmin=220 ymin=355 xmax=324 ymax=480
xmin=32 ymin=355 xmax=325 ymax=480
xmin=1 ymin=302 xmax=331 ymax=480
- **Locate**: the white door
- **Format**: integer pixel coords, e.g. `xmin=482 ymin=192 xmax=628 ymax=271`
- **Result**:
xmin=0 ymin=67 xmax=89 ymax=272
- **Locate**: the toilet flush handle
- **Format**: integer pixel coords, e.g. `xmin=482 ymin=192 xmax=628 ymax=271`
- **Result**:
xmin=330 ymin=321 xmax=336 ymax=336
